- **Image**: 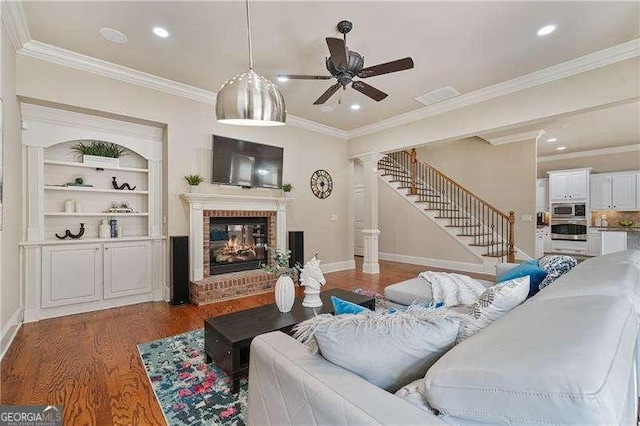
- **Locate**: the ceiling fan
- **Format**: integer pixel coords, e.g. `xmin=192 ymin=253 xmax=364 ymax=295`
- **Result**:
xmin=277 ymin=20 xmax=414 ymax=105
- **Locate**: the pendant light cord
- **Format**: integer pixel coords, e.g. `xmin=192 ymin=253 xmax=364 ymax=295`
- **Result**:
xmin=245 ymin=0 xmax=254 ymax=70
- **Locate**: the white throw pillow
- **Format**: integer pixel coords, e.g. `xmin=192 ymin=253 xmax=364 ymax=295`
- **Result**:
xmin=457 ymin=276 xmax=530 ymax=341
xmin=293 ymin=306 xmax=460 ymax=392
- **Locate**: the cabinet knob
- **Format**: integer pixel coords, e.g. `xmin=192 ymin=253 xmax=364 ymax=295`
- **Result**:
xmin=96 ymin=246 xmax=100 ymax=251
xmin=105 ymin=246 xmax=110 ymax=250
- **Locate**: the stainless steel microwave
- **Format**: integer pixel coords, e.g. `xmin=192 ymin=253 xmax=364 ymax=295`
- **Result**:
xmin=552 ymin=203 xmax=586 ymax=219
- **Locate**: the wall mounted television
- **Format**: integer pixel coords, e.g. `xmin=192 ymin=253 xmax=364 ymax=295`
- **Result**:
xmin=212 ymin=135 xmax=283 ymax=189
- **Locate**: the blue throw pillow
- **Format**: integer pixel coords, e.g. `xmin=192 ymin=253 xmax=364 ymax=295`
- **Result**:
xmin=496 ymin=260 xmax=548 ymax=298
xmin=331 ymin=296 xmax=370 ymax=315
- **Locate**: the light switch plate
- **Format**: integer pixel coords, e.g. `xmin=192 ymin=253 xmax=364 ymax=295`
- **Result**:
xmin=330 ymin=214 xmax=338 ymax=222
xmin=521 ymin=214 xmax=533 ymax=222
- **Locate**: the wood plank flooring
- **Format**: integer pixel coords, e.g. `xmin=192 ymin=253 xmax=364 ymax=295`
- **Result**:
xmin=0 ymin=258 xmax=491 ymax=425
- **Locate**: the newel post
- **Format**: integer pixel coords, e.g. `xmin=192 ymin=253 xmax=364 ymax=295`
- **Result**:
xmin=508 ymin=211 xmax=516 ymax=263
xmin=410 ymin=148 xmax=418 ymax=196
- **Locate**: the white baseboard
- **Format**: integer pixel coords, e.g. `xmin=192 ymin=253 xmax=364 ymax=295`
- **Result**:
xmin=321 ymin=259 xmax=356 ymax=274
xmin=0 ymin=307 xmax=24 ymax=361
xmin=379 ymin=252 xmax=486 ymax=274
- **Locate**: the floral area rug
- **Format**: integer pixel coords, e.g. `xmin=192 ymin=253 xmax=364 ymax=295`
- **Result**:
xmin=137 ymin=329 xmax=246 ymax=426
xmin=137 ymin=289 xmax=388 ymax=425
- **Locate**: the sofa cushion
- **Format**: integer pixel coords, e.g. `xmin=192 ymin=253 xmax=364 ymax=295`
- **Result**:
xmin=384 ymin=277 xmax=434 ymax=305
xmin=293 ymin=306 xmax=459 ymax=393
xmin=496 ymin=260 xmax=547 ymax=298
xmin=538 ymin=255 xmax=578 ymax=289
xmin=424 ymin=296 xmax=638 ymax=424
xmin=457 ymin=276 xmax=530 ymax=341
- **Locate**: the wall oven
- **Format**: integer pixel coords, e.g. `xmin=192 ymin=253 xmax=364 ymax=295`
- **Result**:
xmin=552 ymin=203 xmax=586 ymax=219
xmin=551 ymin=219 xmax=588 ymax=241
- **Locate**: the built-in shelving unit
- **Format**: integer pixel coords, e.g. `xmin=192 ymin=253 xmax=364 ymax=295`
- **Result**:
xmin=21 ymin=103 xmax=167 ymax=323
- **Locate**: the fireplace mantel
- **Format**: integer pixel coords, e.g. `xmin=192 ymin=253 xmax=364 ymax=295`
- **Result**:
xmin=180 ymin=192 xmax=293 ymax=281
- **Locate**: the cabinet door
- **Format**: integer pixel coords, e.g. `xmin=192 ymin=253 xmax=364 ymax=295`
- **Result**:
xmin=637 ymin=173 xmax=640 ymax=210
xmin=567 ymin=170 xmax=588 ymax=200
xmin=549 ymin=173 xmax=568 ymax=202
xmin=42 ymin=244 xmax=103 ymax=308
xmin=536 ymin=179 xmax=549 ymax=211
xmin=535 ymin=233 xmax=544 ymax=258
xmin=590 ymin=174 xmax=612 ymax=210
xmin=612 ymin=172 xmax=636 ymax=210
xmin=587 ymin=233 xmax=602 ymax=256
xmin=103 ymin=241 xmax=152 ymax=299
xmin=543 ymin=230 xmax=551 ymax=253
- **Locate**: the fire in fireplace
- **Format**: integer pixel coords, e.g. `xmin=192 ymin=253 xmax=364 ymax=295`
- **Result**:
xmin=209 ymin=217 xmax=268 ymax=275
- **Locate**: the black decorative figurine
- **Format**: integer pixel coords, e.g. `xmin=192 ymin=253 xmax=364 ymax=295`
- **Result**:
xmin=112 ymin=176 xmax=136 ymax=191
xmin=56 ymin=223 xmax=86 ymax=240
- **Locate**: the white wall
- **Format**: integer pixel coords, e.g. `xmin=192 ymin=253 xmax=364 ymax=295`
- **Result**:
xmin=15 ymin=55 xmax=353 ymax=267
xmin=1 ymin=23 xmax=24 ymax=357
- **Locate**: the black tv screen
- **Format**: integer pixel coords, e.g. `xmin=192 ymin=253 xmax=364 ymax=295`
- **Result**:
xmin=212 ymin=135 xmax=283 ymax=189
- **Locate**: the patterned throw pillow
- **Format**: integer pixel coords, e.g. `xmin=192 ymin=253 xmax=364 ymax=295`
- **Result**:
xmin=538 ymin=255 xmax=578 ymax=289
xmin=457 ymin=276 xmax=530 ymax=341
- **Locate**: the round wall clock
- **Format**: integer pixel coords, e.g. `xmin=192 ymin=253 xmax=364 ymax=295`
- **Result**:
xmin=310 ymin=169 xmax=333 ymax=199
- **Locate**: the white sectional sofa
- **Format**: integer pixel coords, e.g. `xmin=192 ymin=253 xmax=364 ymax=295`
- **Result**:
xmin=247 ymin=250 xmax=640 ymax=425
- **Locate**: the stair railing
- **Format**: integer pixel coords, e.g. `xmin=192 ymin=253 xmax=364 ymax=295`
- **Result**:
xmin=384 ymin=149 xmax=516 ymax=263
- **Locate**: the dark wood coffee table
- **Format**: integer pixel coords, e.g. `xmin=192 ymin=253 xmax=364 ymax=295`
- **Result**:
xmin=204 ymin=288 xmax=375 ymax=393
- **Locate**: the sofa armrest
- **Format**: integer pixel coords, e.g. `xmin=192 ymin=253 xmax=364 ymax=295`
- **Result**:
xmin=247 ymin=331 xmax=445 ymax=426
xmin=495 ymin=262 xmax=519 ymax=278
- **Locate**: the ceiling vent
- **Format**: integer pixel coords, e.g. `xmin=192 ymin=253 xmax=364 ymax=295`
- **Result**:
xmin=414 ymin=86 xmax=460 ymax=106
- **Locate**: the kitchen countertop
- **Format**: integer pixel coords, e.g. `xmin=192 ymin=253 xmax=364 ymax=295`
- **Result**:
xmin=590 ymin=226 xmax=640 ymax=233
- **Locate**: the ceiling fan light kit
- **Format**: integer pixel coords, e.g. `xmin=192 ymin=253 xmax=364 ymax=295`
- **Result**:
xmin=278 ymin=20 xmax=415 ymax=105
xmin=216 ymin=0 xmax=286 ymax=126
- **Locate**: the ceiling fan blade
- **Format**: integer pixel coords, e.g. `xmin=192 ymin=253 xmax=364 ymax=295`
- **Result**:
xmin=357 ymin=57 xmax=414 ymax=78
xmin=351 ymin=80 xmax=388 ymax=101
xmin=313 ymin=83 xmax=342 ymax=105
xmin=326 ymin=37 xmax=349 ymax=71
xmin=277 ymin=74 xmax=333 ymax=80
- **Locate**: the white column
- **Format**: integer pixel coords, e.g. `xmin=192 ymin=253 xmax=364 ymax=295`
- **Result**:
xmin=189 ymin=202 xmax=204 ymax=281
xmin=276 ymin=200 xmax=287 ymax=251
xmin=354 ymin=152 xmax=385 ymax=274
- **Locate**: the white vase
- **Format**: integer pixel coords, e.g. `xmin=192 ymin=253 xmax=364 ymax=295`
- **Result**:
xmin=274 ymin=275 xmax=295 ymax=313
xmin=83 ymin=155 xmax=119 ymax=168
xmin=283 ymin=191 xmax=292 ymax=198
xmin=188 ymin=185 xmax=199 ymax=193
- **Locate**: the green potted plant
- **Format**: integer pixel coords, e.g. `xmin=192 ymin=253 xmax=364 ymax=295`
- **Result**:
xmin=71 ymin=141 xmax=127 ymax=168
xmin=281 ymin=183 xmax=293 ymax=198
xmin=184 ymin=174 xmax=204 ymax=193
xmin=261 ymin=248 xmax=300 ymax=313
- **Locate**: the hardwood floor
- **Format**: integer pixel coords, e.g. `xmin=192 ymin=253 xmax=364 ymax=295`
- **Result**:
xmin=0 ymin=258 xmax=491 ymax=425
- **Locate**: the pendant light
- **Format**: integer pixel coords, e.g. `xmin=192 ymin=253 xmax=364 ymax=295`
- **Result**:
xmin=216 ymin=0 xmax=286 ymax=126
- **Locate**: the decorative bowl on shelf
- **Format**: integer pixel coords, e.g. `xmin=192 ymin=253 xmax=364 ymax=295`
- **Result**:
xmin=619 ymin=220 xmax=633 ymax=228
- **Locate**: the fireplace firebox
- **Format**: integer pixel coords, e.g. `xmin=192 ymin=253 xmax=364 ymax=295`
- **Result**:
xmin=209 ymin=217 xmax=268 ymax=275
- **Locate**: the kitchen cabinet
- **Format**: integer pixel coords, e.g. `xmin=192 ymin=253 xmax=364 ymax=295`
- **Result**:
xmin=612 ymin=172 xmax=637 ymax=210
xmin=535 ymin=231 xmax=544 ymax=258
xmin=543 ymin=228 xmax=551 ymax=253
xmin=536 ymin=179 xmax=549 ymax=212
xmin=549 ymin=169 xmax=589 ymax=202
xmin=587 ymin=232 xmax=602 ymax=257
xmin=590 ymin=174 xmax=612 ymax=210
xmin=42 ymin=244 xmax=103 ymax=308
xmin=601 ymin=231 xmax=627 ymax=255
xmin=590 ymin=171 xmax=639 ymax=211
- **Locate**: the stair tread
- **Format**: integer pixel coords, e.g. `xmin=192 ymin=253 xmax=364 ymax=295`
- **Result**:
xmin=469 ymin=242 xmax=503 ymax=247
xmin=445 ymin=224 xmax=481 ymax=228
xmin=458 ymin=233 xmax=491 ymax=236
xmin=483 ymin=251 xmax=509 ymax=258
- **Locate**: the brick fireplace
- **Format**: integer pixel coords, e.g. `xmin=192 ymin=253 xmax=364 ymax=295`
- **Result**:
xmin=181 ymin=193 xmax=292 ymax=305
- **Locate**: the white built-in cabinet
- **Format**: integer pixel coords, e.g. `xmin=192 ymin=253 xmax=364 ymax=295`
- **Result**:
xmin=536 ymin=178 xmax=549 ymax=212
xmin=587 ymin=230 xmax=602 ymax=257
xmin=590 ymin=171 xmax=639 ymax=211
xmin=20 ymin=104 xmax=166 ymax=322
xmin=549 ymin=169 xmax=589 ymax=202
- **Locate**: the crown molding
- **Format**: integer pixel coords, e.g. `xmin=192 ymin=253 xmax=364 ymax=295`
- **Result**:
xmin=538 ymin=144 xmax=640 ymax=162
xmin=1 ymin=0 xmax=30 ymax=50
xmin=485 ymin=130 xmax=545 ymax=146
xmin=17 ymin=40 xmax=350 ymax=140
xmin=348 ymin=38 xmax=640 ymax=139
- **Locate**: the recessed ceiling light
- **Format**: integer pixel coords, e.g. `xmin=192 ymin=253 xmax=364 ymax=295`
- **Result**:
xmin=277 ymin=75 xmax=289 ymax=82
xmin=557 ymin=146 xmax=566 ymax=151
xmin=320 ymin=105 xmax=334 ymax=113
xmin=99 ymin=27 xmax=128 ymax=44
xmin=153 ymin=27 xmax=170 ymax=38
xmin=547 ymin=138 xmax=557 ymax=143
xmin=537 ymin=25 xmax=556 ymax=36
xmin=350 ymin=104 xmax=361 ymax=111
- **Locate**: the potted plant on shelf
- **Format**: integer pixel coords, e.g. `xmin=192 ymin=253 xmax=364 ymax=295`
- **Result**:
xmin=281 ymin=183 xmax=293 ymax=198
xmin=261 ymin=248 xmax=301 ymax=313
xmin=184 ymin=174 xmax=204 ymax=193
xmin=71 ymin=141 xmax=127 ymax=168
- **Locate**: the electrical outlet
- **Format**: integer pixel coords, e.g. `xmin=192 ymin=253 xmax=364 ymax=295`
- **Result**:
xmin=521 ymin=214 xmax=533 ymax=222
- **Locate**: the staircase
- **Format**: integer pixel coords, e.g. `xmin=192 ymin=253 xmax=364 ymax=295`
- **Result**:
xmin=378 ymin=149 xmax=516 ymax=270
